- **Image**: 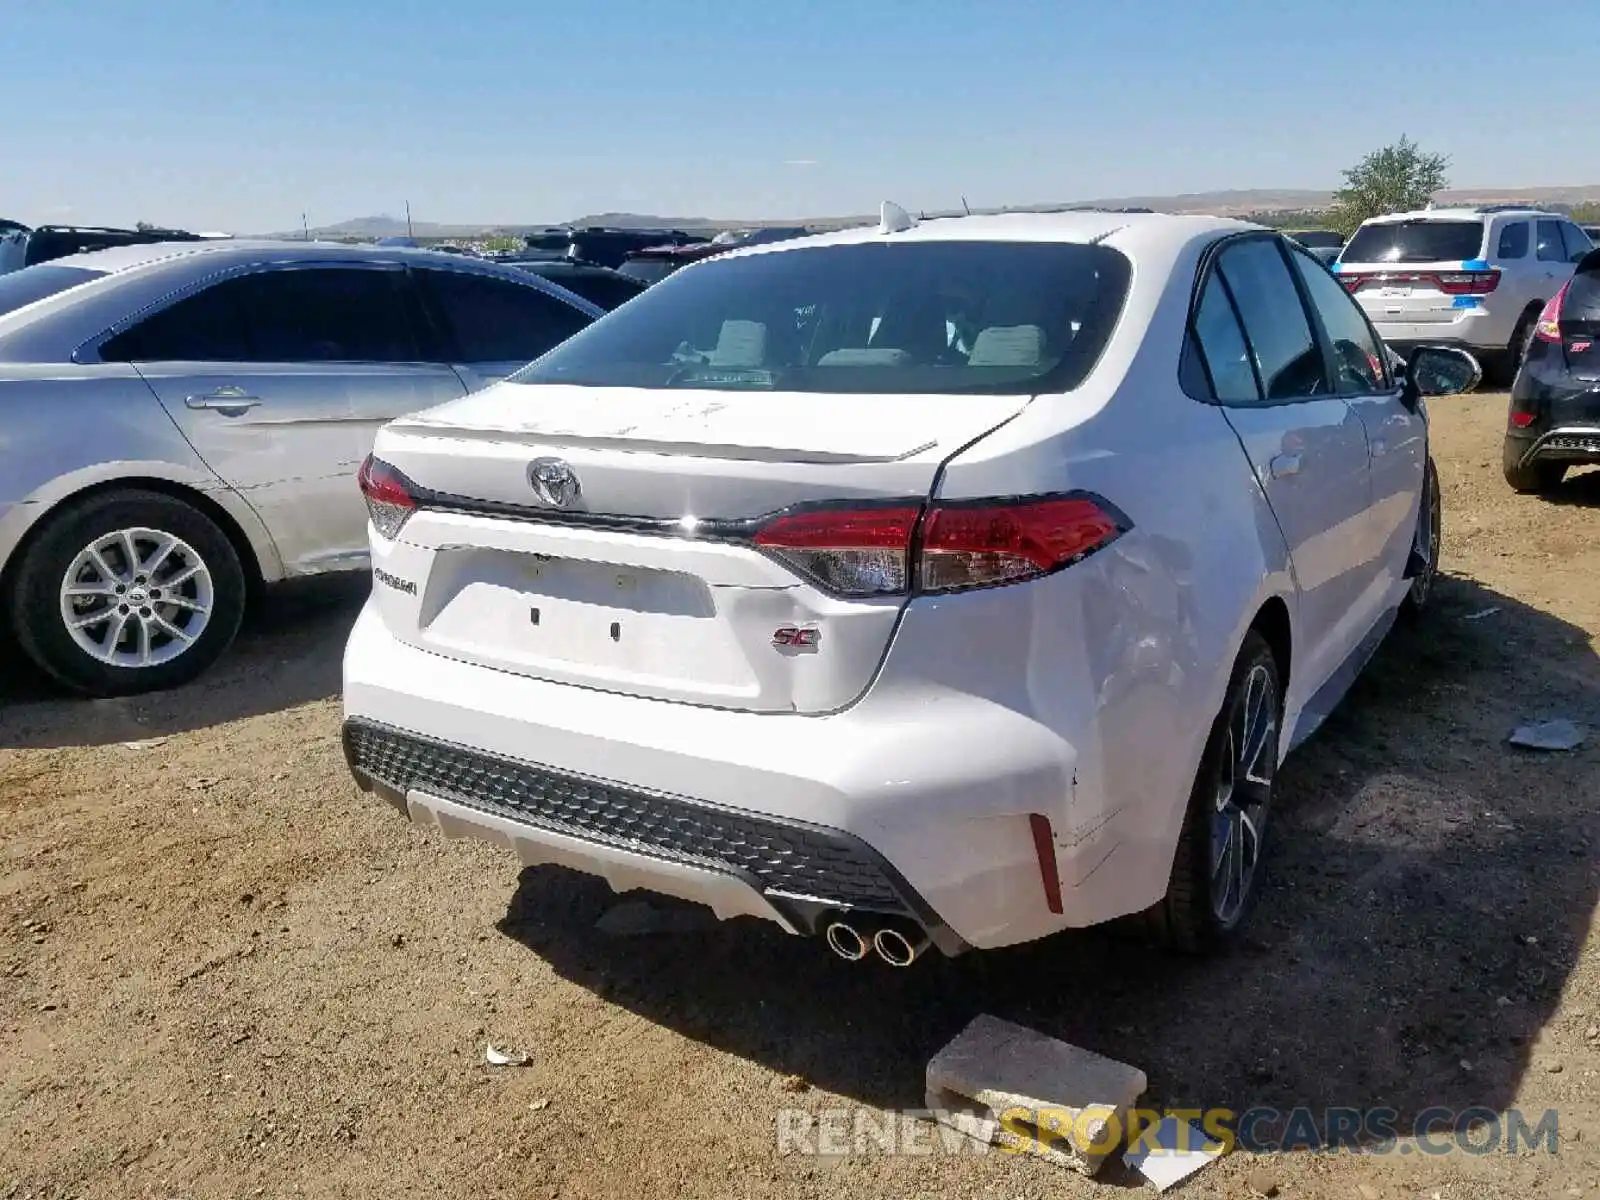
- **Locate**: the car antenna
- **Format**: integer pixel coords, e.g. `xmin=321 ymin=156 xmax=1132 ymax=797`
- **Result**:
xmin=962 ymin=195 xmax=972 ymax=215
xmin=879 ymin=200 xmax=916 ymax=234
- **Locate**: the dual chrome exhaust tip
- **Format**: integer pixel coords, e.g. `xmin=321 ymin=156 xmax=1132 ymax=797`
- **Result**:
xmin=823 ymin=919 xmax=930 ymax=967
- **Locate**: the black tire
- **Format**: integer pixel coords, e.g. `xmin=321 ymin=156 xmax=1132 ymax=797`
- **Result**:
xmin=1401 ymin=456 xmax=1442 ymax=620
xmin=8 ymin=489 xmax=246 ymax=696
xmin=1489 ymin=310 xmax=1539 ymax=387
xmin=1501 ymin=440 xmax=1566 ymax=495
xmin=1153 ymin=630 xmax=1282 ymax=953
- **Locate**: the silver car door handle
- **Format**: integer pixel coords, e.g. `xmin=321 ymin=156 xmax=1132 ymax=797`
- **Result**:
xmin=1269 ymin=452 xmax=1303 ymax=479
xmin=1371 ymin=438 xmax=1388 ymax=457
xmin=185 ymin=389 xmax=262 ymax=414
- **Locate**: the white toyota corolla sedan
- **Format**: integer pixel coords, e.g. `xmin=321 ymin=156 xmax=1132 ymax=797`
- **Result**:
xmin=341 ymin=207 xmax=1478 ymax=965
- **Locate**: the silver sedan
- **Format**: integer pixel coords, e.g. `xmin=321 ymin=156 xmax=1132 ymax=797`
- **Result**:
xmin=0 ymin=240 xmax=602 ymax=696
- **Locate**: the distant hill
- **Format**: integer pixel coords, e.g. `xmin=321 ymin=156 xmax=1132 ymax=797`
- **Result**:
xmin=275 ymin=184 xmax=1600 ymax=240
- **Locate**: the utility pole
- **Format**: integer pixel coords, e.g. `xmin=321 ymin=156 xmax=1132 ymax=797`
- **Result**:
xmin=406 ymin=200 xmax=414 ymax=240
xmin=301 ymin=212 xmax=310 ymax=240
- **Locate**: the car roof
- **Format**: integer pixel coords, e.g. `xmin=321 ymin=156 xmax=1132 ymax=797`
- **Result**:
xmin=711 ymin=210 xmax=1263 ymax=262
xmin=42 ymin=238 xmax=500 ymax=275
xmin=1360 ymin=207 xmax=1554 ymax=224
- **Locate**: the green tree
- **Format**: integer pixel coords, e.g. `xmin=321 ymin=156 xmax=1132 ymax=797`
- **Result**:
xmin=1571 ymin=201 xmax=1600 ymax=225
xmin=134 ymin=220 xmax=156 ymax=232
xmin=1329 ymin=136 xmax=1450 ymax=237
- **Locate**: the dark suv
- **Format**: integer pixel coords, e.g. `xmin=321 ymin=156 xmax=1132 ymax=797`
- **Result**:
xmin=1504 ymin=246 xmax=1600 ymax=493
xmin=521 ymin=226 xmax=708 ymax=270
xmin=1 ymin=224 xmax=204 ymax=274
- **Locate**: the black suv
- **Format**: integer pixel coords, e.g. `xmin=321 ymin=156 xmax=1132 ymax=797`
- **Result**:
xmin=7 ymin=224 xmax=204 ymax=271
xmin=522 ymin=226 xmax=708 ymax=270
xmin=1504 ymin=246 xmax=1600 ymax=493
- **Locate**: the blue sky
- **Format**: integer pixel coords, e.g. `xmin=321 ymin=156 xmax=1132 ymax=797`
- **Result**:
xmin=2 ymin=0 xmax=1585 ymax=232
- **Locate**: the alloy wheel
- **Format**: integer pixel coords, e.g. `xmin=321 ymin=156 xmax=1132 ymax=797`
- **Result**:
xmin=1210 ymin=662 xmax=1276 ymax=926
xmin=57 ymin=527 xmax=215 ymax=668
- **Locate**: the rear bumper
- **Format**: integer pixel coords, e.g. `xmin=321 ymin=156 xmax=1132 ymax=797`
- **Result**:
xmin=1369 ymin=308 xmax=1510 ymax=354
xmin=1506 ymin=427 xmax=1600 ymax=466
xmin=342 ymin=716 xmax=969 ymax=953
xmin=341 ymin=597 xmax=1125 ymax=952
xmin=1507 ymin=367 xmax=1600 ymax=464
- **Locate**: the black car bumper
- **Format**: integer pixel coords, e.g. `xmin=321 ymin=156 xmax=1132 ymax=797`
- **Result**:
xmin=1507 ymin=354 xmax=1600 ymax=465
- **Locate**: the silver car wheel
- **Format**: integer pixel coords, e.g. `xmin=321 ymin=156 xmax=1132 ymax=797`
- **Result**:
xmin=58 ymin=527 xmax=215 ymax=668
xmin=1210 ymin=662 xmax=1276 ymax=926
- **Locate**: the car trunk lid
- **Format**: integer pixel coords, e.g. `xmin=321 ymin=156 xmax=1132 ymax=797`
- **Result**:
xmin=366 ymin=382 xmax=1029 ymax=713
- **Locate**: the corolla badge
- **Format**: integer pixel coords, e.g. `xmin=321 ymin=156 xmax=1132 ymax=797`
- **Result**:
xmin=528 ymin=457 xmax=582 ymax=509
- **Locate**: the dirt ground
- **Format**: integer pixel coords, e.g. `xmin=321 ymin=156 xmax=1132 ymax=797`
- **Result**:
xmin=3 ymin=391 xmax=1598 ymax=1200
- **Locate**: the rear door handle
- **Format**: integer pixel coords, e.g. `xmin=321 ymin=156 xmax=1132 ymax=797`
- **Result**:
xmin=185 ymin=387 xmax=261 ymax=414
xmin=1269 ymin=452 xmax=1303 ymax=479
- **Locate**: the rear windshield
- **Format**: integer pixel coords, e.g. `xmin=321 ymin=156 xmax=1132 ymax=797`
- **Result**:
xmin=616 ymin=256 xmax=676 ymax=285
xmin=1289 ymin=230 xmax=1343 ymax=249
xmin=1565 ymin=252 xmax=1600 ymax=322
xmin=515 ymin=241 xmax=1132 ymax=396
xmin=542 ymin=271 xmax=645 ymax=311
xmin=1341 ymin=219 xmax=1485 ymax=265
xmin=0 ymin=264 xmax=105 ymax=319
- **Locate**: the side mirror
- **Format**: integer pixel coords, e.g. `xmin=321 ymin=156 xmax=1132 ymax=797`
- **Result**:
xmin=1403 ymin=345 xmax=1482 ymax=401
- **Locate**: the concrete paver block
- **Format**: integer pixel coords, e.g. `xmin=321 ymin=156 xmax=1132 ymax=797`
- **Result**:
xmin=925 ymin=1013 xmax=1147 ymax=1176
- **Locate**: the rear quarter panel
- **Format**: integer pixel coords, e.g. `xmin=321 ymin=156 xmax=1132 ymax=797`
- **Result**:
xmin=929 ymin=234 xmax=1297 ymax=921
xmin=0 ymin=367 xmax=283 ymax=582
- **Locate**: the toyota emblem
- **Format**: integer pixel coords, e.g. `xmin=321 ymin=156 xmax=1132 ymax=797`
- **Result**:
xmin=528 ymin=457 xmax=582 ymax=509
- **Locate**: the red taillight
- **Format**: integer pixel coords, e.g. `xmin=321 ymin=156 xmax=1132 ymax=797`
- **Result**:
xmin=1338 ymin=270 xmax=1500 ymax=295
xmin=752 ymin=495 xmax=1126 ymax=598
xmin=753 ymin=506 xmax=921 ymax=596
xmin=1509 ymin=411 xmax=1537 ymax=428
xmin=1435 ymin=270 xmax=1501 ymax=296
xmin=919 ymin=496 xmax=1124 ymax=592
xmin=357 ymin=454 xmax=418 ymax=539
xmin=1534 ymin=283 xmax=1569 ymax=344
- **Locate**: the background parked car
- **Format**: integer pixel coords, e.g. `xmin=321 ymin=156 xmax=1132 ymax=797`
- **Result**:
xmin=1285 ymin=229 xmax=1344 ymax=265
xmin=1334 ymin=205 xmax=1594 ymax=384
xmin=0 ymin=240 xmax=602 ymax=697
xmin=1503 ymin=245 xmax=1600 ymax=493
xmin=0 ymin=224 xmax=205 ymax=276
xmin=520 ymin=226 xmax=709 ymax=270
xmin=509 ymin=259 xmax=648 ymax=310
xmin=616 ymin=226 xmax=812 ymax=285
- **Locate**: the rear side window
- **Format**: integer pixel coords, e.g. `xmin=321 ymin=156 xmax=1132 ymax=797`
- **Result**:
xmin=1188 ymin=274 xmax=1260 ymax=402
xmin=1341 ymin=220 xmax=1485 ymax=264
xmin=102 ymin=267 xmax=419 ymax=362
xmin=418 ymin=270 xmax=592 ymax=364
xmin=515 ymin=241 xmax=1133 ymax=396
xmin=0 ymin=265 xmax=104 ymax=319
xmin=1496 ymin=221 xmax=1529 ymax=259
xmin=1290 ymin=249 xmax=1388 ymax=394
xmin=1536 ymin=220 xmax=1567 ymax=263
xmin=1216 ymin=239 xmax=1327 ymax=401
xmin=1560 ymin=223 xmax=1594 ymax=262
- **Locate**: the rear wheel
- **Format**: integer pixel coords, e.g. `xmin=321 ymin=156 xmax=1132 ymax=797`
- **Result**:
xmin=1490 ymin=310 xmax=1539 ymax=387
xmin=1501 ymin=440 xmax=1566 ymax=495
xmin=9 ymin=489 xmax=246 ymax=696
xmin=1154 ymin=630 xmax=1281 ymax=953
xmin=1401 ymin=456 xmax=1442 ymax=619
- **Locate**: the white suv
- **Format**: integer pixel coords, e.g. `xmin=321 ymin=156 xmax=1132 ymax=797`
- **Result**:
xmin=1334 ymin=207 xmax=1594 ymax=383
